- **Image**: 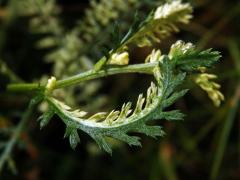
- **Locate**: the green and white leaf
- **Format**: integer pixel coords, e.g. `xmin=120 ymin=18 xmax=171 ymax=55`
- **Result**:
xmin=38 ymin=49 xmax=174 ymax=153
xmin=38 ymin=43 xmax=222 ymax=153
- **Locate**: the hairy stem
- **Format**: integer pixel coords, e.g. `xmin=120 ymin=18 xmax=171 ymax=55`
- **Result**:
xmin=0 ymin=100 xmax=37 ymax=173
xmin=7 ymin=62 xmax=158 ymax=92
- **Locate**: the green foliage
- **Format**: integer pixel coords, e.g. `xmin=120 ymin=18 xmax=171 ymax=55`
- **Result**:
xmin=37 ymin=44 xmax=221 ymax=153
xmin=1 ymin=0 xmax=240 ymax=178
xmin=3 ymin=0 xmax=224 ymax=155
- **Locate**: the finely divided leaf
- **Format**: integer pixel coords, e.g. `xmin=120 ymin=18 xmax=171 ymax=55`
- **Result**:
xmin=169 ymin=41 xmax=221 ymax=72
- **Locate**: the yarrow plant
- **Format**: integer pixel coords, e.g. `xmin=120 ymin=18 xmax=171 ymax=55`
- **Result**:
xmin=1 ymin=0 xmax=224 ymax=171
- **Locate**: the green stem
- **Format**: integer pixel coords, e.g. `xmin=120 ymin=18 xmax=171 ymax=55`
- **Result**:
xmin=7 ymin=62 xmax=157 ymax=92
xmin=0 ymin=99 xmax=38 ymax=173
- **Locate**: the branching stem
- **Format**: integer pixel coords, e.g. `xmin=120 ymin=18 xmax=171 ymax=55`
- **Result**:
xmin=7 ymin=62 xmax=158 ymax=92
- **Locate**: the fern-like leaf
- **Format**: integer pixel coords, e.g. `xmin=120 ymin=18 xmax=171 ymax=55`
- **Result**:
xmin=45 ymin=80 xmax=163 ymax=153
xmin=169 ymin=40 xmax=221 ymax=72
xmin=43 ymin=50 xmax=166 ymax=153
xmin=38 ymin=44 xmax=222 ymax=153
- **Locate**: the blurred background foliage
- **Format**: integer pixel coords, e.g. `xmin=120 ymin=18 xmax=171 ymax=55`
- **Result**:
xmin=0 ymin=0 xmax=239 ymax=179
